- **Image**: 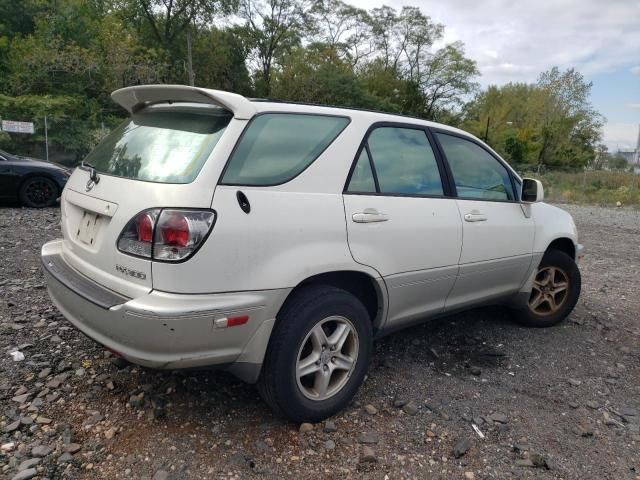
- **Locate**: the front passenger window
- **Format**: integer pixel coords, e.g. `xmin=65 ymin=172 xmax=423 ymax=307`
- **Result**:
xmin=436 ymin=133 xmax=515 ymax=201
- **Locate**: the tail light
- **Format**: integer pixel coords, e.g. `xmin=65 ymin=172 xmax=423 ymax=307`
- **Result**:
xmin=117 ymin=209 xmax=215 ymax=262
xmin=154 ymin=210 xmax=215 ymax=261
xmin=137 ymin=212 xmax=155 ymax=242
xmin=117 ymin=209 xmax=160 ymax=258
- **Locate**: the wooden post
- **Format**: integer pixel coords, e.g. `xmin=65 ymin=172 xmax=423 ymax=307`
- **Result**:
xmin=44 ymin=115 xmax=49 ymax=162
xmin=483 ymin=116 xmax=490 ymax=143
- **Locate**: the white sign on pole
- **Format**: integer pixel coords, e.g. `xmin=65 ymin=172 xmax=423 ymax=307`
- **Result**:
xmin=1 ymin=120 xmax=35 ymax=134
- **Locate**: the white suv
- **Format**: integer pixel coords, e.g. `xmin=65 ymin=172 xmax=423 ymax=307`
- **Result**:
xmin=42 ymin=85 xmax=582 ymax=422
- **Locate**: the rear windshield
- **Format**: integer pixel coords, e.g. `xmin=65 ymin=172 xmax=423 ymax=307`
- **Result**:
xmin=85 ymin=109 xmax=231 ymax=183
xmin=221 ymin=113 xmax=349 ymax=186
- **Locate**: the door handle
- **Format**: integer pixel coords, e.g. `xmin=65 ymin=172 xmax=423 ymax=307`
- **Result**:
xmin=352 ymin=209 xmax=389 ymax=223
xmin=464 ymin=212 xmax=487 ymax=222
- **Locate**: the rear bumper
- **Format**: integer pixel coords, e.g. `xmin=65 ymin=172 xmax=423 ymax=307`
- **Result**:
xmin=41 ymin=240 xmax=289 ymax=381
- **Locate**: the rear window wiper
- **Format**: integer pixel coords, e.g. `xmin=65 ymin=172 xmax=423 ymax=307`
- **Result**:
xmin=80 ymin=161 xmax=96 ymax=170
xmin=80 ymin=161 xmax=100 ymax=185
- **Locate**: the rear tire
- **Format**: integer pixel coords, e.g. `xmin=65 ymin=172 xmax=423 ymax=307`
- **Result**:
xmin=19 ymin=176 xmax=59 ymax=208
xmin=257 ymin=285 xmax=372 ymax=423
xmin=514 ymin=249 xmax=581 ymax=327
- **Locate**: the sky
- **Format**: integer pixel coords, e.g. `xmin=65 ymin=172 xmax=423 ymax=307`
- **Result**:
xmin=350 ymin=0 xmax=640 ymax=151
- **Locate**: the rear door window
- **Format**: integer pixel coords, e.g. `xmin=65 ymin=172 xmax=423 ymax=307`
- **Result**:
xmin=346 ymin=126 xmax=444 ymax=196
xmin=221 ymin=113 xmax=349 ymax=186
xmin=85 ymin=109 xmax=231 ymax=183
xmin=347 ymin=149 xmax=377 ymax=193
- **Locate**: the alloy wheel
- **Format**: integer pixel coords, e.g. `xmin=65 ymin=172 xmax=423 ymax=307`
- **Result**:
xmin=296 ymin=316 xmax=359 ymax=401
xmin=25 ymin=179 xmax=55 ymax=207
xmin=528 ymin=266 xmax=570 ymax=316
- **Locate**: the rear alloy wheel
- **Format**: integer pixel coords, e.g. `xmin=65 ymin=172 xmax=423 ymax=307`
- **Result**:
xmin=296 ymin=315 xmax=359 ymax=401
xmin=19 ymin=176 xmax=59 ymax=208
xmin=258 ymin=285 xmax=372 ymax=423
xmin=514 ymin=249 xmax=581 ymax=327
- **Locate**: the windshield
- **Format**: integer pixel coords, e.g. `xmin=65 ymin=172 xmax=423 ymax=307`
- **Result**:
xmin=84 ymin=109 xmax=231 ymax=183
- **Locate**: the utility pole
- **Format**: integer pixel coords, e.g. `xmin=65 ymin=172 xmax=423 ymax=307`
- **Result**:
xmin=483 ymin=116 xmax=490 ymax=144
xmin=186 ymin=26 xmax=195 ymax=87
xmin=44 ymin=115 xmax=49 ymax=162
xmin=634 ymin=124 xmax=640 ymax=167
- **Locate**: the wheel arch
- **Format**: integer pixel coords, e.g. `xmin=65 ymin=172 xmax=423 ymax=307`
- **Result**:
xmin=280 ymin=270 xmax=388 ymax=334
xmin=231 ymin=269 xmax=387 ymax=384
xmin=512 ymin=235 xmax=578 ymax=311
xmin=545 ymin=237 xmax=576 ymax=260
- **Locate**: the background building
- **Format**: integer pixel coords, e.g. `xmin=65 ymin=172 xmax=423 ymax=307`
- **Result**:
xmin=616 ymin=124 xmax=640 ymax=173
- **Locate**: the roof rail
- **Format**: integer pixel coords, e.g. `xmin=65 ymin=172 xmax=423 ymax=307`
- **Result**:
xmin=249 ymin=97 xmax=445 ymax=124
xmin=112 ymin=85 xmax=256 ymax=120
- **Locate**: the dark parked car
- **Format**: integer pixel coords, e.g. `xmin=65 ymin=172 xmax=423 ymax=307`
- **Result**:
xmin=0 ymin=149 xmax=70 ymax=207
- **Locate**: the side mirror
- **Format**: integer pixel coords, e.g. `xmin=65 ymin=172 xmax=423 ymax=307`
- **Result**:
xmin=521 ymin=178 xmax=544 ymax=203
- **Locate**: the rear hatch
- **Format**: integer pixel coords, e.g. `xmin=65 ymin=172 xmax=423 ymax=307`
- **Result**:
xmin=59 ymin=86 xmax=255 ymax=298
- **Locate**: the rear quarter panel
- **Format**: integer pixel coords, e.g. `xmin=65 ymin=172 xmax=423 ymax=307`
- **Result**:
xmin=152 ymin=187 xmax=375 ymax=293
xmin=151 ymin=113 xmax=384 ymax=293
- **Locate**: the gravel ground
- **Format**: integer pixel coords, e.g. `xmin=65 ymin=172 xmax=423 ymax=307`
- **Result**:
xmin=0 ymin=203 xmax=639 ymax=480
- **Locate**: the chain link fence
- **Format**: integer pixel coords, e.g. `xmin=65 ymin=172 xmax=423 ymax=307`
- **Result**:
xmin=0 ymin=110 xmax=123 ymax=166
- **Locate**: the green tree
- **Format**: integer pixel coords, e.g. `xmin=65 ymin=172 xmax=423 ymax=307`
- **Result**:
xmin=367 ymin=6 xmax=478 ymax=119
xmin=463 ymin=83 xmax=540 ymax=161
xmin=271 ymin=44 xmax=368 ymax=106
xmin=357 ymin=59 xmax=411 ymax=113
xmin=237 ymin=0 xmax=308 ymax=96
xmin=192 ymin=27 xmax=252 ymax=94
xmin=0 ymin=1 xmax=152 ymax=161
xmin=0 ymin=93 xmax=103 ymax=163
xmin=608 ymin=153 xmax=628 ymax=171
xmin=504 ymin=134 xmax=528 ymax=164
xmin=308 ymin=0 xmax=372 ymax=67
xmin=420 ymin=42 xmax=478 ymax=119
xmin=3 ymin=0 xmax=603 ymax=172
xmin=0 ymin=0 xmax=44 ymax=70
xmin=134 ymin=0 xmax=234 ymax=50
xmin=120 ymin=0 xmax=237 ymax=84
xmin=462 ymin=70 xmax=603 ymax=169
xmin=590 ymin=144 xmax=609 ymax=170
xmin=535 ymin=67 xmax=603 ymax=167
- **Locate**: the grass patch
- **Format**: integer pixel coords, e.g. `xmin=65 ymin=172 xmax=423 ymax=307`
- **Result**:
xmin=522 ymin=170 xmax=640 ymax=206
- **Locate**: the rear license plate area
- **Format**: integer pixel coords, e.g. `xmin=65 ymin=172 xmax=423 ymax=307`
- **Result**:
xmin=77 ymin=211 xmax=100 ymax=246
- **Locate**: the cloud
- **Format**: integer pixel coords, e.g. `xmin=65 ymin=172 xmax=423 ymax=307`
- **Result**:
xmin=628 ymin=103 xmax=640 ymax=110
xmin=602 ymin=123 xmax=639 ymax=151
xmin=347 ymin=0 xmax=639 ymax=147
xmin=350 ymin=0 xmax=640 ymax=85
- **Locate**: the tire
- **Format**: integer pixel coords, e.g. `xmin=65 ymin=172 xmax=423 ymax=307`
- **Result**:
xmin=257 ymin=285 xmax=373 ymax=423
xmin=19 ymin=176 xmax=59 ymax=208
xmin=514 ymin=249 xmax=581 ymax=327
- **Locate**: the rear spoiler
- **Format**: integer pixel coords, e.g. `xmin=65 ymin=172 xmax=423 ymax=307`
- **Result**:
xmin=111 ymin=85 xmax=257 ymax=120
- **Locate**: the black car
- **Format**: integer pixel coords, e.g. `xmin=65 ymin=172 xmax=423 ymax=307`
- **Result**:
xmin=0 ymin=149 xmax=71 ymax=207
